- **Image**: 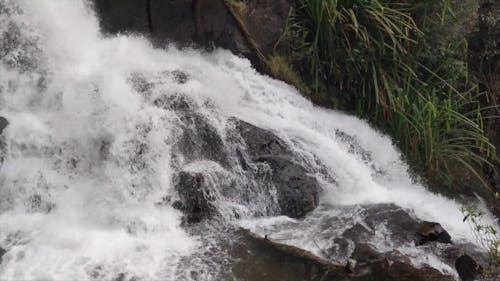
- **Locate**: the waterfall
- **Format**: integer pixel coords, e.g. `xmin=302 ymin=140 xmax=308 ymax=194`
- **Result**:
xmin=0 ymin=0 xmax=496 ymax=280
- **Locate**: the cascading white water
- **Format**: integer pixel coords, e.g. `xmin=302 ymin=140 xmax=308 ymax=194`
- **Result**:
xmin=0 ymin=0 xmax=496 ymax=280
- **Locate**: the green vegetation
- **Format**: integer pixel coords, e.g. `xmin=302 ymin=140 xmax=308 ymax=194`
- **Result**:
xmin=286 ymin=0 xmax=498 ymax=192
xmin=225 ymin=0 xmax=248 ymax=15
xmin=462 ymin=199 xmax=500 ymax=277
xmin=268 ymin=55 xmax=310 ymax=95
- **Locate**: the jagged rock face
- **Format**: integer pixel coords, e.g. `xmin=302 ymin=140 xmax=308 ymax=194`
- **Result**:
xmin=171 ymin=114 xmax=320 ymax=223
xmin=91 ymin=0 xmax=151 ymax=35
xmin=135 ymin=70 xmax=320 ymax=222
xmin=175 ymin=113 xmax=230 ymax=168
xmin=230 ymin=228 xmax=456 ymax=281
xmin=173 ymin=171 xmax=217 ymax=224
xmin=232 ymin=119 xmax=320 ymax=218
xmin=91 ymin=0 xmax=293 ymax=70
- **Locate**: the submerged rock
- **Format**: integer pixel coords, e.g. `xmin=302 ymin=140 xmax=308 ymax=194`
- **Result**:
xmin=349 ymin=243 xmax=454 ymax=281
xmin=455 ymin=254 xmax=482 ymax=281
xmin=173 ymin=171 xmax=217 ymax=224
xmin=172 ymin=117 xmax=321 ymax=222
xmin=175 ymin=113 xmax=229 ymax=167
xmin=257 ymin=156 xmax=319 ymax=218
xmin=233 ymin=119 xmax=320 ymax=218
xmin=415 ymin=221 xmax=452 ymax=245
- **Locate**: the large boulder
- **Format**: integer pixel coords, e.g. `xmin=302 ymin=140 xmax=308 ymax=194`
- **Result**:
xmin=92 ymin=0 xmax=294 ymax=71
xmin=348 ymin=243 xmax=455 ymax=281
xmin=455 ymin=254 xmax=482 ymax=281
xmin=173 ymin=171 xmax=217 ymax=224
xmin=171 ymin=117 xmax=321 ymax=223
xmin=175 ymin=113 xmax=230 ymax=168
xmin=91 ymin=0 xmax=151 ymax=35
xmin=232 ymin=119 xmax=320 ymax=219
xmin=230 ymin=228 xmax=455 ymax=281
xmin=256 ymin=156 xmax=319 ymax=218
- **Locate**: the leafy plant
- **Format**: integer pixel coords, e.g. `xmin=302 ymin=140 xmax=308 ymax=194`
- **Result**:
xmin=289 ymin=0 xmax=498 ymax=192
xmin=462 ymin=202 xmax=500 ymax=277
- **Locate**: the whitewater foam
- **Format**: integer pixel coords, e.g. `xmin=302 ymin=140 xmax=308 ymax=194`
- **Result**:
xmin=0 ymin=0 xmax=497 ymax=280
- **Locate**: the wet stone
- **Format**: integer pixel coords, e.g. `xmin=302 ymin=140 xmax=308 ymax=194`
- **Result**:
xmin=173 ymin=171 xmax=217 ymax=224
xmin=455 ymin=254 xmax=482 ymax=281
xmin=415 ymin=221 xmax=452 ymax=245
xmin=175 ymin=113 xmax=229 ymax=167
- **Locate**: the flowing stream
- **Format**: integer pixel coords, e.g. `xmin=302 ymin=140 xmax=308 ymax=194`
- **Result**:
xmin=0 ymin=1 xmax=496 ymax=280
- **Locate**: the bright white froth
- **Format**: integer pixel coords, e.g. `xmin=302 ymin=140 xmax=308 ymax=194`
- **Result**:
xmin=0 ymin=0 xmax=497 ymax=280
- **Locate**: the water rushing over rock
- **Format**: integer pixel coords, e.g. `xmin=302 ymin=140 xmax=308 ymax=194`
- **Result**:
xmin=0 ymin=0 xmax=497 ymax=280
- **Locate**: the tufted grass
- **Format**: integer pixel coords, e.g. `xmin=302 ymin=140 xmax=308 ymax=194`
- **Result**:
xmin=290 ymin=0 xmax=498 ymax=192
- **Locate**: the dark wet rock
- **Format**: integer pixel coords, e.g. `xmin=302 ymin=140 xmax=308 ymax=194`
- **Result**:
xmin=348 ymin=243 xmax=455 ymax=281
xmin=232 ymin=119 xmax=320 ymax=218
xmin=337 ymin=204 xmax=418 ymax=246
xmin=92 ymin=0 xmax=294 ymax=72
xmin=231 ymin=228 xmax=347 ymax=281
xmin=232 ymin=118 xmax=290 ymax=159
xmin=231 ymin=228 xmax=455 ymax=281
xmin=171 ymin=117 xmax=320 ymax=221
xmin=257 ymin=156 xmax=319 ymax=218
xmin=0 ymin=116 xmax=8 ymax=135
xmin=415 ymin=221 xmax=452 ymax=245
xmin=0 ymin=247 xmax=6 ymax=264
xmin=455 ymin=254 xmax=482 ymax=281
xmin=175 ymin=113 xmax=229 ymax=167
xmin=91 ymin=0 xmax=150 ymax=35
xmin=173 ymin=171 xmax=217 ymax=224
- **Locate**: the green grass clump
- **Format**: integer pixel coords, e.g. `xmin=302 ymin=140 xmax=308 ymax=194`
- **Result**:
xmin=225 ymin=0 xmax=248 ymax=15
xmin=289 ymin=0 xmax=497 ymax=192
xmin=268 ymin=55 xmax=310 ymax=95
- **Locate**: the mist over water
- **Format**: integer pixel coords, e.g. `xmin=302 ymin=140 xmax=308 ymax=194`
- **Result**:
xmin=0 ymin=0 xmax=496 ymax=280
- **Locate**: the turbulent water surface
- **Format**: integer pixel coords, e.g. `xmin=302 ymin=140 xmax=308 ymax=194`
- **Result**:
xmin=0 ymin=1 xmax=496 ymax=280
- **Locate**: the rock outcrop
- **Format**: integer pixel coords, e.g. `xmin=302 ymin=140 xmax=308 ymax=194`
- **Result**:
xmin=232 ymin=119 xmax=320 ymax=218
xmin=455 ymin=254 xmax=483 ymax=281
xmin=171 ymin=117 xmax=320 ymax=223
xmin=92 ymin=0 xmax=294 ymax=72
xmin=173 ymin=171 xmax=217 ymax=224
xmin=231 ymin=228 xmax=455 ymax=281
